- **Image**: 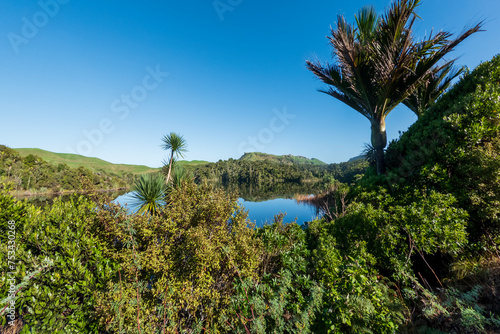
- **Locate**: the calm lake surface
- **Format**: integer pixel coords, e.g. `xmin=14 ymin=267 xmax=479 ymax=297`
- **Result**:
xmin=238 ymin=198 xmax=319 ymax=227
xmin=114 ymin=192 xmax=320 ymax=227
xmin=18 ymin=184 xmax=322 ymax=228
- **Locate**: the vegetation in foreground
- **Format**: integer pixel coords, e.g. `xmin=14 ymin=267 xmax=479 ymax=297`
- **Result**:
xmin=1 ymin=53 xmax=500 ymax=333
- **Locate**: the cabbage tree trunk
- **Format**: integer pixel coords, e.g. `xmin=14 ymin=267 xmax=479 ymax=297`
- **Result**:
xmin=166 ymin=153 xmax=174 ymax=184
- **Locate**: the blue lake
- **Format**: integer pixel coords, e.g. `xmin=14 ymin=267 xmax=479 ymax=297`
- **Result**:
xmin=114 ymin=192 xmax=320 ymax=227
xmin=238 ymin=198 xmax=320 ymax=227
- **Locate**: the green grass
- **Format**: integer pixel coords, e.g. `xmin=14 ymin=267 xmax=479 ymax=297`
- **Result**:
xmin=14 ymin=148 xmax=166 ymax=176
xmin=239 ymin=152 xmax=326 ymax=166
xmin=176 ymin=160 xmax=210 ymax=168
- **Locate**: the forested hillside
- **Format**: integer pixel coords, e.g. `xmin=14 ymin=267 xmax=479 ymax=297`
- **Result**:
xmin=239 ymin=152 xmax=326 ymax=165
xmin=193 ymin=154 xmax=368 ymax=185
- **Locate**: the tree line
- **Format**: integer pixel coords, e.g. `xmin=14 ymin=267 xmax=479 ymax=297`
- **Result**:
xmin=192 ymin=157 xmax=368 ymax=186
xmin=0 ymin=145 xmax=133 ymax=193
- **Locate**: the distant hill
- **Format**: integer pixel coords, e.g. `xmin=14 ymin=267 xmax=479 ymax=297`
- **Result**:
xmin=239 ymin=152 xmax=326 ymax=166
xmin=14 ymin=148 xmax=159 ymax=175
xmin=176 ymin=160 xmax=211 ymax=168
xmin=348 ymin=155 xmax=366 ymax=162
xmin=14 ymin=148 xmax=208 ymax=176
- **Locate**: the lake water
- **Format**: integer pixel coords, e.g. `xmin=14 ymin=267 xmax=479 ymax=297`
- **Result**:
xmin=114 ymin=192 xmax=320 ymax=227
xmin=238 ymin=198 xmax=320 ymax=227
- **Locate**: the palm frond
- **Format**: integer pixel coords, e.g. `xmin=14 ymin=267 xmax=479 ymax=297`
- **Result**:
xmin=404 ymin=64 xmax=464 ymax=116
xmin=355 ymin=6 xmax=379 ymax=44
xmin=130 ymin=173 xmax=167 ymax=215
xmin=161 ymin=132 xmax=188 ymax=159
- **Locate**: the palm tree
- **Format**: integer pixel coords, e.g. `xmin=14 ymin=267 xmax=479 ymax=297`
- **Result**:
xmin=161 ymin=132 xmax=188 ymax=184
xmin=130 ymin=173 xmax=167 ymax=215
xmin=404 ymin=64 xmax=464 ymax=117
xmin=306 ymin=0 xmax=482 ymax=175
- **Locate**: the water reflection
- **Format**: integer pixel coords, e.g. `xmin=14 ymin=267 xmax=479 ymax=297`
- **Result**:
xmin=239 ymin=197 xmax=320 ymax=227
xmin=15 ymin=183 xmax=323 ymax=227
xmin=217 ymin=181 xmax=323 ymax=202
xmin=13 ymin=189 xmax=129 ymax=207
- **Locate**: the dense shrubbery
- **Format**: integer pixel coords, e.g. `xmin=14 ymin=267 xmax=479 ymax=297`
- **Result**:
xmin=1 ymin=56 xmax=500 ymax=333
xmin=384 ymin=55 xmax=500 ymax=246
xmin=0 ymin=193 xmax=115 ymax=332
xmin=0 ymin=185 xmax=324 ymax=333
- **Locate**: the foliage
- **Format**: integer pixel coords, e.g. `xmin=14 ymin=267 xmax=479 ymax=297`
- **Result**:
xmin=309 ymin=231 xmax=407 ymax=334
xmin=313 ymin=190 xmax=467 ymax=281
xmin=403 ymin=64 xmax=464 ymax=117
xmin=0 ymin=192 xmax=116 ymax=332
xmin=193 ymin=156 xmax=368 ymax=187
xmin=305 ymin=187 xmax=470 ymax=332
xmin=345 ymin=55 xmax=500 ymax=331
xmin=239 ymin=152 xmax=326 ymax=166
xmin=0 ymin=192 xmax=29 ymax=243
xmin=413 ymin=284 xmax=500 ymax=333
xmin=130 ymin=173 xmax=167 ymax=215
xmin=161 ymin=132 xmax=188 ymax=184
xmin=384 ymin=54 xmax=500 ymax=245
xmin=0 ymin=145 xmax=132 ymax=192
xmin=221 ymin=269 xmax=323 ymax=334
xmin=93 ymin=182 xmax=261 ymax=332
xmin=221 ymin=215 xmax=323 ymax=333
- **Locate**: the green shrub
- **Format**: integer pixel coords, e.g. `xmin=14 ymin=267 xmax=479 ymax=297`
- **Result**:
xmin=384 ymin=55 xmax=500 ymax=245
xmin=221 ymin=269 xmax=323 ymax=334
xmin=94 ymin=182 xmax=261 ymax=333
xmin=310 ymin=236 xmax=406 ymax=334
xmin=0 ymin=192 xmax=115 ymax=332
xmin=414 ymin=285 xmax=500 ymax=333
xmin=220 ymin=215 xmax=323 ymax=333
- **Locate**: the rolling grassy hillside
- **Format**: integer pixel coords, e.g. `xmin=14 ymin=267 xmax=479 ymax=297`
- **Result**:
xmin=14 ymin=148 xmax=208 ymax=176
xmin=176 ymin=160 xmax=211 ymax=169
xmin=15 ymin=148 xmax=159 ymax=175
xmin=239 ymin=152 xmax=326 ymax=166
xmin=13 ymin=148 xmax=328 ymax=178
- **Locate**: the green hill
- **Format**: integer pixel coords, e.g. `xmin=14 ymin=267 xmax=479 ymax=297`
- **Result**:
xmin=14 ymin=148 xmax=208 ymax=176
xmin=239 ymin=152 xmax=326 ymax=166
xmin=14 ymin=148 xmax=159 ymax=175
xmin=176 ymin=160 xmax=210 ymax=169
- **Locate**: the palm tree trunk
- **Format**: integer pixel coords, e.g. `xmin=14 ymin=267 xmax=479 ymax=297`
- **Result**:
xmin=375 ymin=147 xmax=386 ymax=175
xmin=371 ymin=117 xmax=387 ymax=175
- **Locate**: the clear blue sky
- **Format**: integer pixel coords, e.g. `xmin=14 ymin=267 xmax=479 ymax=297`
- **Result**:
xmin=1 ymin=0 xmax=499 ymax=167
